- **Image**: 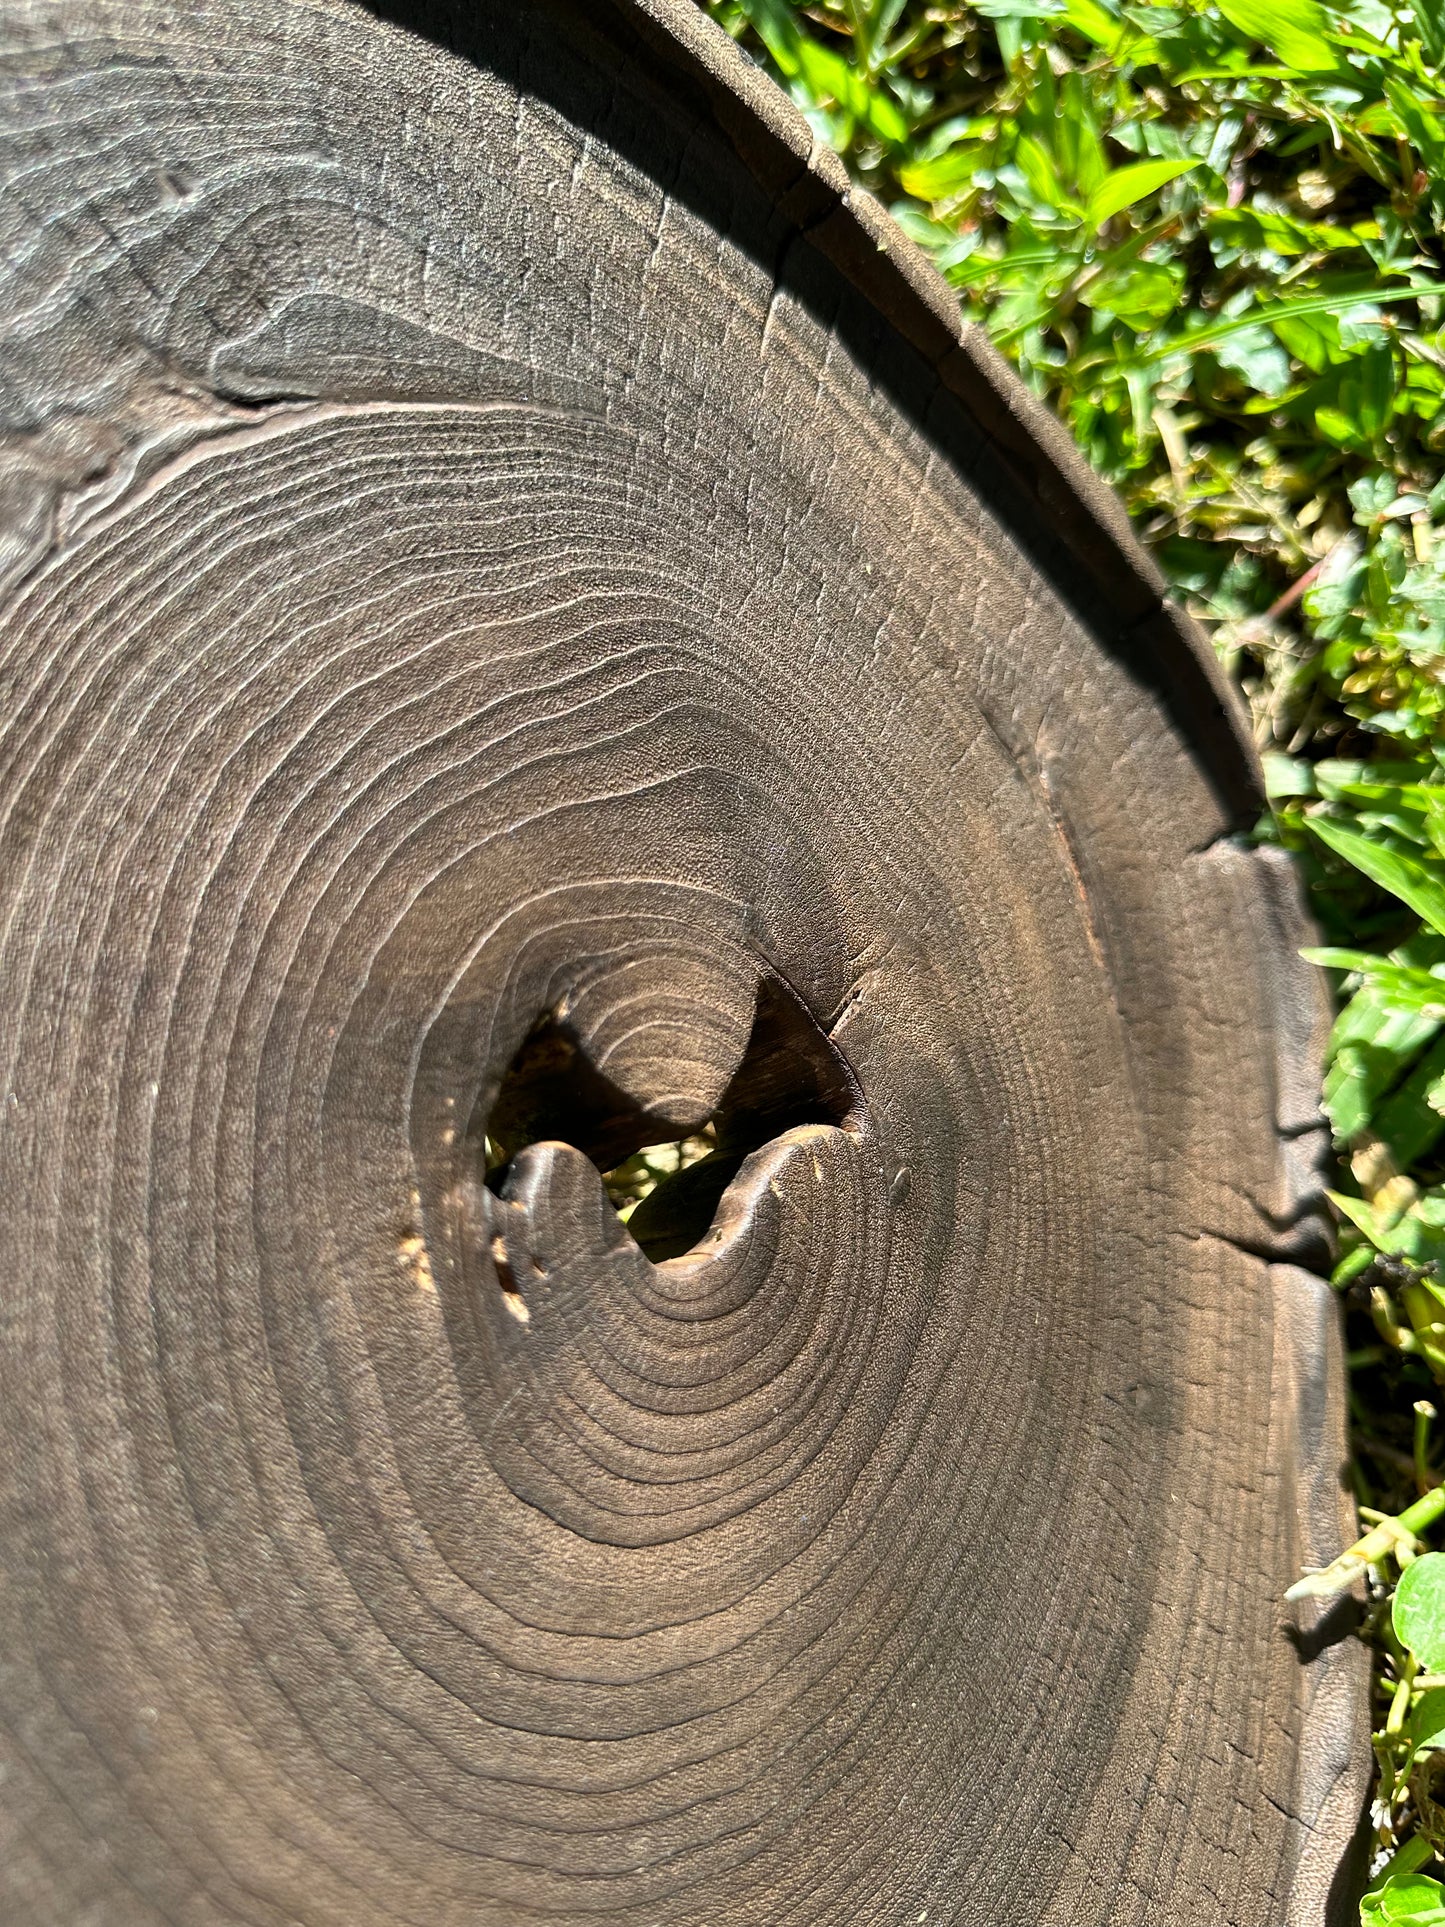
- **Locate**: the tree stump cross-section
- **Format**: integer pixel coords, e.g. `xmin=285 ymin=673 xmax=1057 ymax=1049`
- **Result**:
xmin=0 ymin=1 xmax=1368 ymax=1921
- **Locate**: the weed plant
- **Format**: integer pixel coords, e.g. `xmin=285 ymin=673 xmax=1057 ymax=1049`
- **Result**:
xmin=700 ymin=0 xmax=1445 ymax=1911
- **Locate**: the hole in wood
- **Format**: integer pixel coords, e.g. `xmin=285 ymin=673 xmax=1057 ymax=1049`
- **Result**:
xmin=600 ymin=1127 xmax=719 ymax=1225
xmin=483 ymin=974 xmax=861 ymax=1261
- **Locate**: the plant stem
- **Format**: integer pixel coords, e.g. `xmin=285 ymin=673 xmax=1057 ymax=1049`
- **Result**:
xmin=1287 ymin=1482 xmax=1445 ymax=1601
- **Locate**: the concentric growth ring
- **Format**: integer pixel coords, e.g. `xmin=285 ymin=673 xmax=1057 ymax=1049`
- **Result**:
xmin=0 ymin=2 xmax=1365 ymax=1922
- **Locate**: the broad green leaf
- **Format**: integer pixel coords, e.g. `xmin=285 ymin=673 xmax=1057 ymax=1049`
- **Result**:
xmin=1080 ymin=258 xmax=1184 ymax=325
xmin=1303 ymin=947 xmax=1443 ymax=979
xmin=1316 ymin=760 xmax=1445 ymax=796
xmin=1084 ymin=157 xmax=1198 ymax=226
xmin=1324 ymin=1008 xmax=1442 ymax=1139
xmin=1304 ymin=953 xmax=1445 ymax=1021
xmin=1320 ymin=954 xmax=1445 ymax=1138
xmin=1340 ymin=303 xmax=1387 ymax=348
xmin=1313 ymin=778 xmax=1442 ymax=824
xmin=945 ymin=242 xmax=1064 ymax=291
xmin=1057 ymin=71 xmax=1108 ymax=199
xmin=1350 ymin=472 xmax=1401 ymax=521
xmin=1271 ymin=308 xmax=1344 ymax=374
xmin=1060 ymin=0 xmax=1154 ymax=51
xmin=794 ymin=40 xmax=909 ymax=143
xmin=1328 ymin=1192 xmax=1445 ymax=1273
xmin=1409 ymin=1686 xmax=1445 ymax=1754
xmin=1415 ymin=0 xmax=1445 ymax=64
xmin=1211 ymin=321 xmax=1291 ymax=396
xmin=1215 ymin=0 xmax=1339 ymax=69
xmin=795 ymin=37 xmax=853 ymax=97
xmin=1319 ymin=340 xmax=1399 ymax=449
xmin=1397 ymin=1554 xmax=1445 ymax=1670
xmin=898 ymin=148 xmax=987 ymax=202
xmin=736 ymin=0 xmax=805 ymax=74
xmin=1328 ymin=1062 xmax=1400 ymax=1144
xmin=889 ymin=204 xmax=984 ymax=274
xmin=864 ymin=93 xmax=909 ymax=146
xmin=1261 ymin=752 xmax=1315 ymax=799
xmin=1376 ymin=1032 xmax=1445 ymax=1167
xmin=1404 ymin=355 xmax=1445 ymax=423
xmin=1361 ymin=1871 xmax=1445 ymax=1924
xmin=1014 ymin=134 xmax=1081 ymax=215
xmin=1206 ymin=205 xmax=1366 ymax=258
xmin=1316 ymin=404 xmax=1364 ymax=449
xmin=1304 ymin=817 xmax=1445 ymax=938
xmin=1385 ymin=77 xmax=1445 ymax=177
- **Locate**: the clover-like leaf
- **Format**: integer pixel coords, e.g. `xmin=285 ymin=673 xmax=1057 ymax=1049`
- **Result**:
xmin=1395 ymin=1553 xmax=1445 ymax=1670
xmin=1361 ymin=1871 xmax=1445 ymax=1924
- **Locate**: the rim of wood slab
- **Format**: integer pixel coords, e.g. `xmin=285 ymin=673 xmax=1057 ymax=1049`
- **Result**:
xmin=0 ymin=0 xmax=1372 ymax=1919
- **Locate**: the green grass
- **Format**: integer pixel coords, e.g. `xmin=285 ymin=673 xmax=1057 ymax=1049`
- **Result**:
xmin=698 ymin=0 xmax=1445 ymax=1911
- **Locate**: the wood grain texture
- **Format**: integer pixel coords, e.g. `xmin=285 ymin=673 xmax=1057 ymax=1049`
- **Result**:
xmin=0 ymin=1 xmax=1368 ymax=1921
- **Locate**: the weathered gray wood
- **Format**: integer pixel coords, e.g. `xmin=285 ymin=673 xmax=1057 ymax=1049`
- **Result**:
xmin=0 ymin=1 xmax=1367 ymax=1921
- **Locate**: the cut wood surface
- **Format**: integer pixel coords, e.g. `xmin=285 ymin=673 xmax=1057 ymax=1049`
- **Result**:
xmin=0 ymin=1 xmax=1368 ymax=1921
